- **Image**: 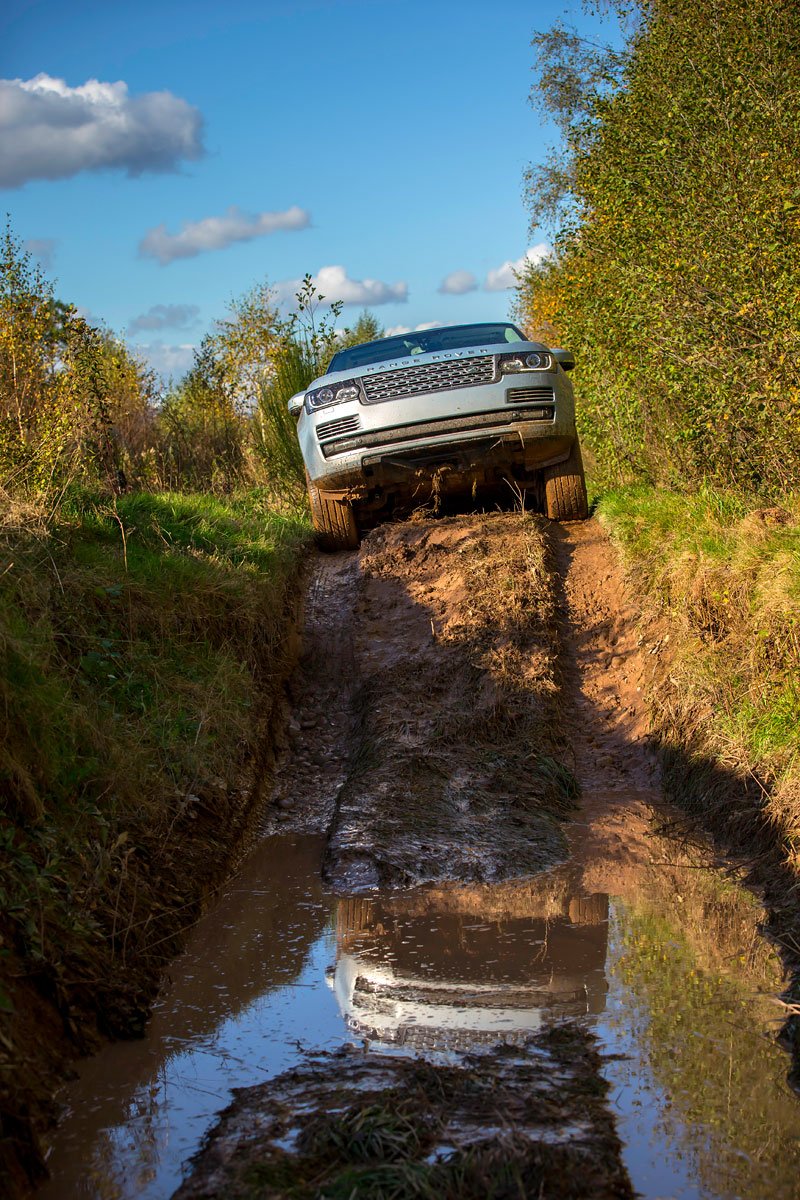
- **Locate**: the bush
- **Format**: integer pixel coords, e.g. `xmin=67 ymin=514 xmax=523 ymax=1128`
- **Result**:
xmin=517 ymin=0 xmax=800 ymax=496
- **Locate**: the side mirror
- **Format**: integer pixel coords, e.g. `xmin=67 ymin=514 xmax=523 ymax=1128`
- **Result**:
xmin=551 ymin=348 xmax=575 ymax=372
xmin=287 ymin=392 xmax=305 ymax=416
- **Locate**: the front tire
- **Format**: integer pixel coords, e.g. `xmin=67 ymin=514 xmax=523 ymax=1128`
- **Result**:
xmin=306 ymin=473 xmax=360 ymax=551
xmin=544 ymin=441 xmax=589 ymax=521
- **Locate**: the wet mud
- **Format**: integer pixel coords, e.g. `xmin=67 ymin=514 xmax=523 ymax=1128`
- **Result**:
xmin=36 ymin=514 xmax=800 ymax=1200
xmin=173 ymin=1034 xmax=633 ymax=1200
xmin=269 ymin=514 xmax=576 ymax=890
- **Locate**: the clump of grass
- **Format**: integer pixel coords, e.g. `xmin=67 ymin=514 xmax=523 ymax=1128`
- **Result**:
xmin=302 ymin=1102 xmax=432 ymax=1164
xmin=597 ymin=484 xmax=800 ymax=860
xmin=253 ymin=340 xmax=315 ymax=502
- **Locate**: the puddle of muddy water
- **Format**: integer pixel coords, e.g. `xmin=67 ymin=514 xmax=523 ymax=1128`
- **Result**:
xmin=40 ymin=831 xmax=800 ymax=1200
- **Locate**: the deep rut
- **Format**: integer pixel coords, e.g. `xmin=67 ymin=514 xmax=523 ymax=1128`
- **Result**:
xmin=267 ymin=513 xmax=576 ymax=888
xmin=266 ymin=512 xmax=669 ymax=893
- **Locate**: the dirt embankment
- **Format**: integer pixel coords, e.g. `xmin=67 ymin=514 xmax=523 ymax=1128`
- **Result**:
xmin=1 ymin=565 xmax=310 ymax=1199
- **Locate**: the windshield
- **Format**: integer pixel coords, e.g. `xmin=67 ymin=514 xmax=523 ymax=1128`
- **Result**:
xmin=327 ymin=323 xmax=528 ymax=374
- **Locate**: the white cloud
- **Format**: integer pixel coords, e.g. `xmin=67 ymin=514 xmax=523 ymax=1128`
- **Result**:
xmin=384 ymin=321 xmax=443 ymax=336
xmin=0 ymin=74 xmax=204 ymax=189
xmin=24 ymin=237 xmax=57 ymax=269
xmin=438 ymin=270 xmax=478 ymax=295
xmin=139 ymin=205 xmax=310 ymax=265
xmin=134 ymin=341 xmax=196 ymax=378
xmin=128 ymin=303 xmax=200 ymax=334
xmin=74 ymin=305 xmax=101 ymax=325
xmin=484 ymin=243 xmax=552 ymax=292
xmin=275 ymin=264 xmax=407 ymax=308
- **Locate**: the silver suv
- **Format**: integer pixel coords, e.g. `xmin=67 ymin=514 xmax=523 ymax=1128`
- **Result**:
xmin=289 ymin=321 xmax=588 ymax=549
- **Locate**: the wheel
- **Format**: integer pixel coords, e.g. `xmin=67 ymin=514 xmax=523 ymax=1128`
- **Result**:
xmin=544 ymin=440 xmax=589 ymax=521
xmin=306 ymin=472 xmax=360 ymax=551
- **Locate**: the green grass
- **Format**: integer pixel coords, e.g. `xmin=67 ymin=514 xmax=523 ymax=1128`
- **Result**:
xmin=597 ymin=485 xmax=800 ymax=773
xmin=1 ymin=489 xmax=311 ymax=822
xmin=0 ymin=486 xmax=311 ymax=1059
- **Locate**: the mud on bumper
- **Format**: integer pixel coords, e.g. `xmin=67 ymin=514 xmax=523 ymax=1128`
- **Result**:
xmin=315 ymin=413 xmax=575 ymax=500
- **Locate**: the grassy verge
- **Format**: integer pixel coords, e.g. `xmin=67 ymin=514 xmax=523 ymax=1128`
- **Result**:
xmin=597 ymin=486 xmax=799 ymax=798
xmin=596 ymin=485 xmax=800 ymax=1050
xmin=0 ymin=488 xmax=311 ymax=1189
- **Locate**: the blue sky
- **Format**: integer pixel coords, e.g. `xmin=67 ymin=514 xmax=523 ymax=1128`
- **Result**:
xmin=1 ymin=0 xmax=620 ymax=378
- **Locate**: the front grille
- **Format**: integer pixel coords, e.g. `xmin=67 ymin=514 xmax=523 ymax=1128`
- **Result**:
xmin=360 ymin=1025 xmax=541 ymax=1052
xmin=361 ymin=355 xmax=496 ymax=403
xmin=506 ymin=386 xmax=555 ymax=405
xmin=316 ymin=413 xmax=360 ymax=441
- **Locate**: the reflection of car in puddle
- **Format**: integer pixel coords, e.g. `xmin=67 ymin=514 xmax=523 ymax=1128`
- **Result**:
xmin=327 ymin=888 xmax=609 ymax=1052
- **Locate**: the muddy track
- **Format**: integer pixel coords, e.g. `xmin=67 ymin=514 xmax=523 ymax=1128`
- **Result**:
xmin=266 ymin=512 xmax=666 ymax=895
xmin=40 ymin=511 xmax=800 ymax=1199
xmin=173 ymin=513 xmax=723 ymax=1199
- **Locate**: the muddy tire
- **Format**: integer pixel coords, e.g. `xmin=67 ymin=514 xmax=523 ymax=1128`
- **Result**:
xmin=544 ymin=441 xmax=589 ymax=521
xmin=306 ymin=473 xmax=360 ymax=552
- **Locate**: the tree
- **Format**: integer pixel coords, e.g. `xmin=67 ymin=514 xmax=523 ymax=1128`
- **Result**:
xmin=518 ymin=0 xmax=800 ymax=494
xmin=204 ymin=281 xmax=284 ymax=410
xmin=0 ymin=221 xmax=156 ymax=492
xmin=336 ymin=310 xmax=385 ymax=352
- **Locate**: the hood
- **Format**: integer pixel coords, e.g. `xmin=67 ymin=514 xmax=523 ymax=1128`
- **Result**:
xmin=306 ymin=339 xmax=548 ymax=392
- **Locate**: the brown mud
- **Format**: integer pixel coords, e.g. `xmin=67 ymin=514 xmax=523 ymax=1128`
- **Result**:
xmin=24 ymin=512 xmax=800 ymax=1199
xmin=173 ymin=1033 xmax=634 ymax=1200
xmin=268 ymin=513 xmax=576 ymax=888
xmin=266 ymin=514 xmax=676 ymax=900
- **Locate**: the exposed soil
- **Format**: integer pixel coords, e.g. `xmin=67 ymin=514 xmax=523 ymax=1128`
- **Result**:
xmin=25 ymin=511 xmax=800 ymax=1198
xmin=268 ymin=513 xmax=577 ymax=889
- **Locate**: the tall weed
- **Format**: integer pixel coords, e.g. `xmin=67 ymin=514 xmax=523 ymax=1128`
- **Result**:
xmin=253 ymin=340 xmax=313 ymax=500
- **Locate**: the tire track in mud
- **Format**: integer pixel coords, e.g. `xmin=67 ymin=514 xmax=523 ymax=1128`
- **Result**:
xmin=266 ymin=511 xmax=668 ymax=893
xmin=268 ymin=552 xmax=361 ymax=832
xmin=549 ymin=521 xmax=668 ymax=893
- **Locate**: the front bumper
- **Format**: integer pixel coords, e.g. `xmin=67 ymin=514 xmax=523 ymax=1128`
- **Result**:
xmin=299 ymin=369 xmax=577 ymax=495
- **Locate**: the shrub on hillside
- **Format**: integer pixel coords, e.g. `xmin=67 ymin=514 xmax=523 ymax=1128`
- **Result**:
xmin=517 ymin=0 xmax=800 ymax=495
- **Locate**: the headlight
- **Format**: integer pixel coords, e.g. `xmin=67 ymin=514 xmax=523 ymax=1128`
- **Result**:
xmin=306 ymin=379 xmax=362 ymax=411
xmin=498 ymin=351 xmax=551 ymax=374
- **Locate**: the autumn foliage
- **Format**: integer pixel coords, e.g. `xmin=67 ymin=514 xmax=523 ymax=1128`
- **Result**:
xmin=516 ymin=0 xmax=800 ymax=495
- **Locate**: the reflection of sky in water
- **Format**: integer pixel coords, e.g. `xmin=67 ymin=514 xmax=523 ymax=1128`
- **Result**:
xmin=40 ymin=834 xmax=800 ymax=1200
xmin=99 ymin=931 xmax=345 ymax=1200
xmin=599 ymin=906 xmax=702 ymax=1200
